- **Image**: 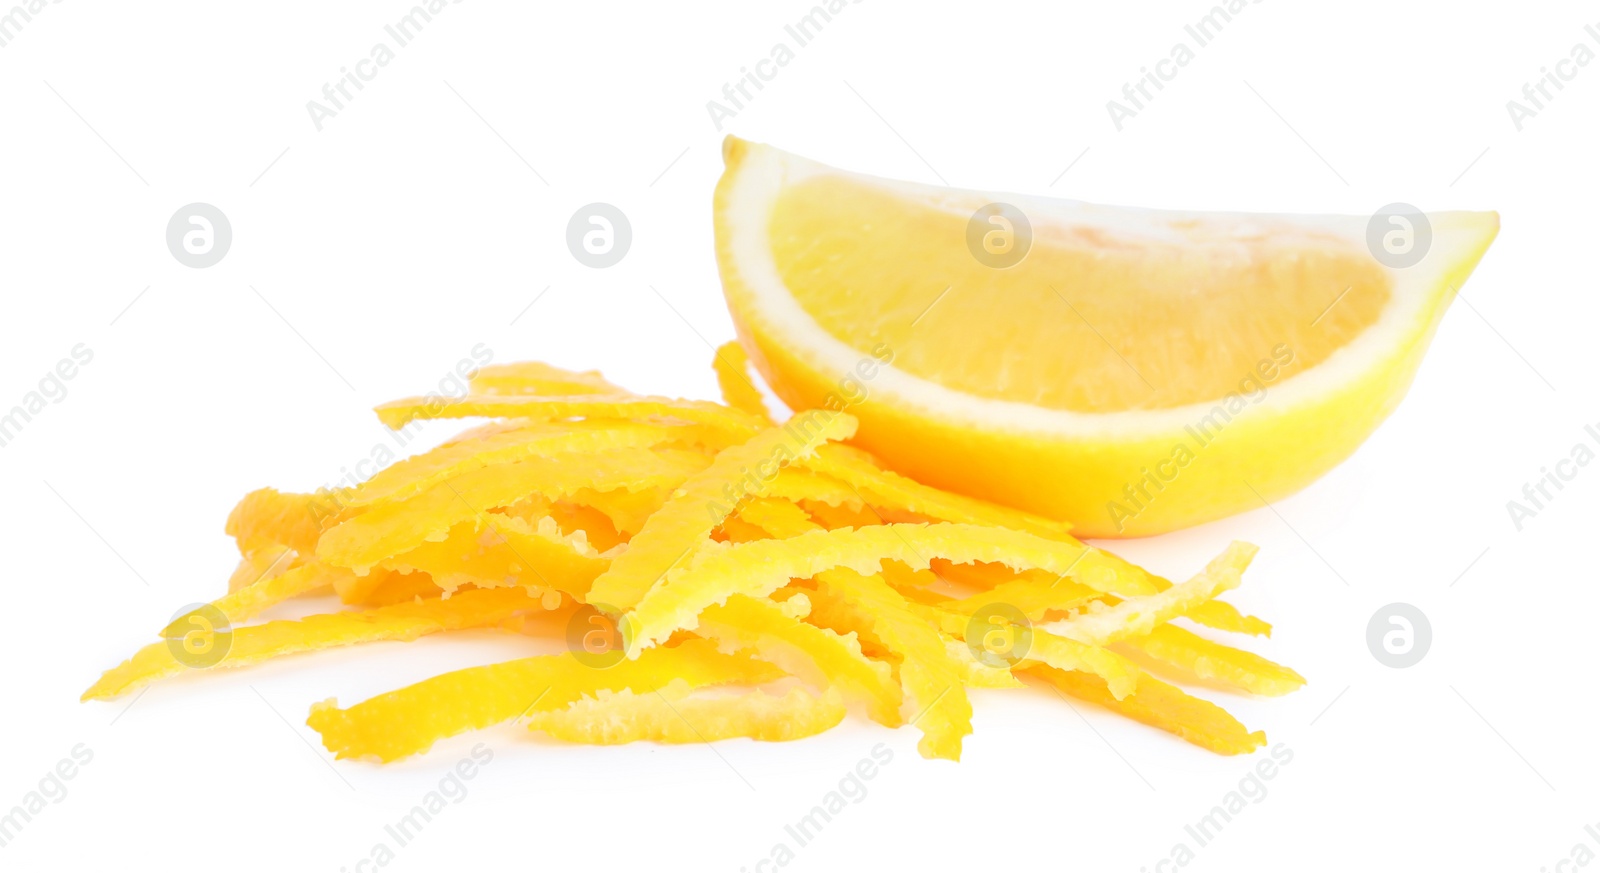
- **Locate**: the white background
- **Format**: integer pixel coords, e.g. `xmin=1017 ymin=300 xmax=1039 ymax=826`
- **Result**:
xmin=2 ymin=1 xmax=1596 ymax=870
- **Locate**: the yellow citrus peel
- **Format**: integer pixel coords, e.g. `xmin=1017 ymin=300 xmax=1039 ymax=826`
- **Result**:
xmin=696 ymin=593 xmax=902 ymax=726
xmin=1052 ymin=542 xmax=1257 ymax=647
xmin=84 ymin=352 xmax=1299 ymax=765
xmin=1024 ymin=664 xmax=1266 ymax=756
xmin=467 ymin=361 xmax=627 ymax=396
xmin=1121 ymin=624 xmax=1306 ymax=697
xmin=205 ymin=561 xmax=347 ymax=627
xmin=731 ymin=496 xmax=972 ymax=761
xmin=345 ymin=420 xmax=707 ymax=508
xmin=380 ymin=515 xmax=609 ymax=599
xmin=226 ymin=488 xmax=332 ymax=554
xmin=308 ymin=639 xmax=783 ymax=762
xmin=317 ymin=447 xmax=705 ymax=573
xmin=712 ymin=340 xmax=773 ymax=424
xmin=374 ymin=393 xmax=764 ymax=440
xmin=586 ymin=409 xmax=856 ymax=613
xmin=84 ymin=588 xmax=544 ymax=701
xmin=625 ymin=522 xmax=1139 ymax=652
xmin=527 ymin=681 xmax=845 ymax=745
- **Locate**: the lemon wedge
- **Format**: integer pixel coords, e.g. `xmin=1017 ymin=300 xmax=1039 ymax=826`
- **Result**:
xmin=713 ymin=137 xmax=1498 ymax=536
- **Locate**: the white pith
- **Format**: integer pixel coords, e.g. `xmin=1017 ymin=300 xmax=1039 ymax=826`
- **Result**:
xmin=722 ymin=141 xmax=1496 ymax=440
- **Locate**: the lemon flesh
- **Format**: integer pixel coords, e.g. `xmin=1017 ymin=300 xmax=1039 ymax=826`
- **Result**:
xmin=714 ymin=138 xmax=1498 ymax=536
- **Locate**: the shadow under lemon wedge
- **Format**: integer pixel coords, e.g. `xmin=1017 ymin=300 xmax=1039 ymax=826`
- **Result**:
xmin=713 ymin=137 xmax=1499 ymax=537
